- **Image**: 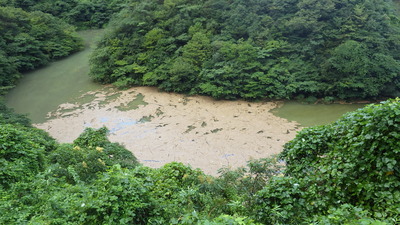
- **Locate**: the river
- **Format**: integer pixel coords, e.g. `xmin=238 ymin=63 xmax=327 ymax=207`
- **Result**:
xmin=4 ymin=29 xmax=366 ymax=175
xmin=5 ymin=30 xmax=103 ymax=123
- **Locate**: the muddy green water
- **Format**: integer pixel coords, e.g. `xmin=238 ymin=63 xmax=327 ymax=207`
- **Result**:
xmin=5 ymin=30 xmax=104 ymax=123
xmin=271 ymin=101 xmax=366 ymax=127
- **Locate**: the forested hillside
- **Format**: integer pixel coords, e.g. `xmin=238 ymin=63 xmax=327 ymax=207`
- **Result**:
xmin=0 ymin=6 xmax=82 ymax=94
xmin=90 ymin=0 xmax=400 ymax=100
xmin=1 ymin=98 xmax=399 ymax=224
xmin=0 ymin=0 xmax=127 ymax=29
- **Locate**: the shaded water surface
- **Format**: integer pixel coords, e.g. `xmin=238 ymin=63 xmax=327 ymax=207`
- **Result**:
xmin=5 ymin=30 xmax=104 ymax=123
xmin=271 ymin=101 xmax=366 ymax=127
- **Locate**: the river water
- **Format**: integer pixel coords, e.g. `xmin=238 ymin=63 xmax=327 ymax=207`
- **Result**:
xmin=271 ymin=101 xmax=365 ymax=127
xmin=5 ymin=30 xmax=103 ymax=123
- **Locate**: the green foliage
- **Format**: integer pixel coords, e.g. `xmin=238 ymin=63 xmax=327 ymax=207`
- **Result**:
xmin=310 ymin=204 xmax=391 ymax=225
xmin=0 ymin=124 xmax=53 ymax=188
xmin=173 ymin=213 xmax=262 ymax=225
xmin=278 ymin=98 xmax=400 ymax=223
xmin=52 ymin=165 xmax=155 ymax=224
xmin=90 ymin=0 xmax=400 ymax=100
xmin=75 ymin=127 xmax=139 ymax=168
xmin=213 ymin=156 xmax=284 ymax=213
xmin=0 ymin=6 xmax=82 ymax=91
xmin=324 ymin=40 xmax=400 ymax=98
xmin=73 ymin=126 xmax=109 ymax=147
xmin=0 ymin=0 xmax=127 ymax=29
xmin=50 ymin=127 xmax=139 ymax=183
xmin=253 ymin=176 xmax=312 ymax=224
xmin=146 ymin=162 xmax=210 ymax=223
xmin=0 ymin=104 xmax=56 ymax=188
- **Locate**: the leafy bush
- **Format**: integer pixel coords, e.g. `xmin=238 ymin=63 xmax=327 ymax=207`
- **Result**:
xmin=207 ymin=156 xmax=285 ymax=214
xmin=278 ymin=98 xmax=400 ymax=222
xmin=310 ymin=204 xmax=391 ymax=225
xmin=147 ymin=162 xmax=210 ymax=223
xmin=173 ymin=213 xmax=262 ymax=225
xmin=0 ymin=124 xmax=49 ymax=188
xmin=73 ymin=126 xmax=109 ymax=147
xmin=53 ymin=165 xmax=155 ymax=224
xmin=253 ymin=176 xmax=312 ymax=224
xmin=50 ymin=127 xmax=139 ymax=183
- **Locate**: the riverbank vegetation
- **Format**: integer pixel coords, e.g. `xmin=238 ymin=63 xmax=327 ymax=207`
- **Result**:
xmin=1 ymin=97 xmax=398 ymax=223
xmin=0 ymin=6 xmax=82 ymax=94
xmin=0 ymin=0 xmax=128 ymax=94
xmin=90 ymin=0 xmax=400 ymax=100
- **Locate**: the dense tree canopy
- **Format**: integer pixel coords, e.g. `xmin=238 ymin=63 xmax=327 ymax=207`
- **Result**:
xmin=0 ymin=6 xmax=82 ymax=93
xmin=90 ymin=0 xmax=400 ymax=100
xmin=0 ymin=0 xmax=129 ymax=29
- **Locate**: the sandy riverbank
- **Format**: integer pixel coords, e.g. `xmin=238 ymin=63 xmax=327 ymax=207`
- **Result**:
xmin=35 ymin=86 xmax=300 ymax=176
